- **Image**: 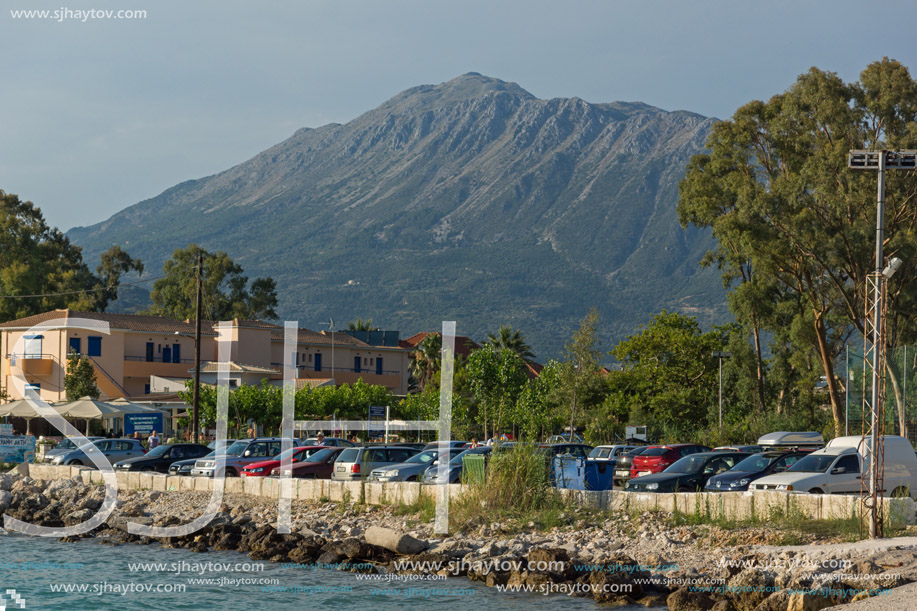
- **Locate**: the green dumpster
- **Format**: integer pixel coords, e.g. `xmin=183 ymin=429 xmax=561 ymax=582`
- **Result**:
xmin=463 ymin=454 xmax=487 ymax=485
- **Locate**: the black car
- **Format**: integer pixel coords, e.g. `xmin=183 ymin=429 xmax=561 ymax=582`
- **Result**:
xmin=537 ymin=443 xmax=594 ymax=458
xmin=704 ymin=450 xmax=813 ymax=492
xmin=115 ymin=443 xmax=210 ymax=472
xmin=626 ymin=452 xmax=746 ymax=492
xmin=613 ymin=446 xmax=651 ymax=486
xmin=168 ymin=439 xmax=239 ymax=476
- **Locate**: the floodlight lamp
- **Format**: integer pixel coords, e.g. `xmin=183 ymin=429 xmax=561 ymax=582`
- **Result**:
xmin=883 ymin=257 xmax=903 ymax=279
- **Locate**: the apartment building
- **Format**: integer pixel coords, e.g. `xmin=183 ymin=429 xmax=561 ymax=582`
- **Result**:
xmin=0 ymin=309 xmax=412 ymax=401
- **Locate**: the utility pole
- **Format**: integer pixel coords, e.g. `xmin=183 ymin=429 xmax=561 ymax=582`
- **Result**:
xmin=192 ymin=252 xmax=203 ymax=444
xmin=848 ymin=149 xmax=915 ymax=539
xmin=713 ymin=351 xmax=731 ymax=430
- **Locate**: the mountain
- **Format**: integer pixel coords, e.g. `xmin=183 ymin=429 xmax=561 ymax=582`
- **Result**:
xmin=67 ymin=73 xmax=727 ymax=360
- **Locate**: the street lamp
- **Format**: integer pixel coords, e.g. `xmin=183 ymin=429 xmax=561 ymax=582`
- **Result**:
xmin=848 ymin=149 xmax=915 ymax=539
xmin=712 ymin=351 xmax=731 ymax=429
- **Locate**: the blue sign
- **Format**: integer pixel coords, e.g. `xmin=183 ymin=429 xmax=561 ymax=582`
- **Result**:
xmin=0 ymin=435 xmax=36 ymax=464
xmin=368 ymin=405 xmax=386 ymax=439
xmin=124 ymin=413 xmax=164 ymax=436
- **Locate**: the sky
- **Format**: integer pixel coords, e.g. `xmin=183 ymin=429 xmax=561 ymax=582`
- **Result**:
xmin=1 ymin=0 xmax=915 ymax=232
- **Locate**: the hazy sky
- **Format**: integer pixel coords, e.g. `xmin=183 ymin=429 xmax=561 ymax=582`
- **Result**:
xmin=2 ymin=0 xmax=915 ymax=232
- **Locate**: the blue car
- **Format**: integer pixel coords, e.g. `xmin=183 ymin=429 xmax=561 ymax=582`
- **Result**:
xmin=704 ymin=450 xmax=813 ymax=492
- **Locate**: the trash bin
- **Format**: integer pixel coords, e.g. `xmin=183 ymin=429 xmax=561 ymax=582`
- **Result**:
xmin=462 ymin=454 xmax=487 ymax=485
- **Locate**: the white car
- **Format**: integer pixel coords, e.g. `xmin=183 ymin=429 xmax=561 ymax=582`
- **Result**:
xmin=750 ymin=435 xmax=917 ymax=498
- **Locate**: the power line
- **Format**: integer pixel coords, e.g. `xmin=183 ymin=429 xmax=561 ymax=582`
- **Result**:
xmin=0 ymin=274 xmax=164 ymax=299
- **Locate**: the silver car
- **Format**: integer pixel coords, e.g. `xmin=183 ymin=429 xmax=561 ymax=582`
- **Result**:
xmin=331 ymin=446 xmax=418 ymax=481
xmin=43 ymin=436 xmax=104 ymax=462
xmin=49 ymin=438 xmax=146 ymax=466
xmin=191 ymin=438 xmax=290 ymax=477
xmin=368 ymin=449 xmax=459 ymax=482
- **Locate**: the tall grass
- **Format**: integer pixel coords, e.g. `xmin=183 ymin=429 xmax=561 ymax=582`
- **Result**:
xmin=451 ymin=444 xmax=574 ymax=531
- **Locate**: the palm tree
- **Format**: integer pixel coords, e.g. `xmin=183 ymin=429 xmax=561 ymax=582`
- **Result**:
xmin=410 ymin=334 xmax=442 ymax=390
xmin=485 ymin=325 xmax=536 ymax=364
xmin=347 ymin=318 xmax=379 ymax=332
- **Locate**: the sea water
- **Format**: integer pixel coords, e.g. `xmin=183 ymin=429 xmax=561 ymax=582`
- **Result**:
xmin=0 ymin=532 xmax=664 ymax=610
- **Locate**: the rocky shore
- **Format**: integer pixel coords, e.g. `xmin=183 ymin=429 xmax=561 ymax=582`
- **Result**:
xmin=2 ymin=471 xmax=916 ymax=610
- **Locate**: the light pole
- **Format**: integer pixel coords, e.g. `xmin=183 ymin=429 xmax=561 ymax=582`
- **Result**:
xmin=712 ymin=351 xmax=731 ymax=429
xmin=848 ymin=149 xmax=915 ymax=539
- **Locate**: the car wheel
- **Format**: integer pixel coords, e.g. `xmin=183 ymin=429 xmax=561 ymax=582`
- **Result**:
xmin=809 ymin=488 xmax=824 ymax=494
xmin=68 ymin=460 xmax=83 ymax=466
xmin=407 ymin=475 xmax=418 ymax=482
xmin=677 ymin=486 xmax=692 ymax=493
xmin=226 ymin=468 xmax=238 ymax=477
xmin=891 ymin=486 xmax=911 ymax=498
xmin=142 ymin=466 xmax=155 ymax=472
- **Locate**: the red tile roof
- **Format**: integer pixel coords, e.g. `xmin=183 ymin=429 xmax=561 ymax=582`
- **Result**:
xmin=0 ymin=309 xmax=217 ymax=335
xmin=399 ymin=332 xmax=481 ymax=358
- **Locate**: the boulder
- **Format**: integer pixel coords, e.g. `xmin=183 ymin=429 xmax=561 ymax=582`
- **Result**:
xmin=364 ymin=526 xmax=428 ymax=555
xmin=666 ymin=587 xmax=716 ymax=611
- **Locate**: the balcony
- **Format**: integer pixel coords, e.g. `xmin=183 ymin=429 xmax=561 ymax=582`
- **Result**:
xmin=123 ymin=355 xmax=208 ymax=378
xmin=7 ymin=353 xmax=54 ymax=376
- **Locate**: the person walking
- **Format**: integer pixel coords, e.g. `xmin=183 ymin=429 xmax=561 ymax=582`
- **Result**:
xmin=149 ymin=430 xmax=160 ymax=449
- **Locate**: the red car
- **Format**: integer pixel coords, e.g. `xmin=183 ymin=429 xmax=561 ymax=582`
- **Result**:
xmin=630 ymin=444 xmax=710 ymax=479
xmin=270 ymin=447 xmax=345 ymax=479
xmin=240 ymin=445 xmax=327 ymax=477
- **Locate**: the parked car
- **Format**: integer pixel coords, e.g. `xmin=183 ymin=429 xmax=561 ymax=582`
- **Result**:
xmin=422 ymin=441 xmax=468 ymax=452
xmin=629 ymin=444 xmax=711 ymax=480
xmin=750 ymin=435 xmax=917 ymax=497
xmin=44 ymin=436 xmax=104 ymax=462
xmin=270 ymin=447 xmax=346 ymax=479
xmin=114 ymin=443 xmax=210 ymax=472
xmin=368 ymin=448 xmax=460 ymax=482
xmin=614 ymin=446 xmax=653 ymax=486
xmin=240 ymin=445 xmax=328 ymax=477
xmin=421 ymin=446 xmax=493 ymax=484
xmin=713 ymin=445 xmax=764 ymax=453
xmin=389 ymin=443 xmax=425 ymax=452
xmin=168 ymin=439 xmax=238 ymax=476
xmin=301 ymin=437 xmax=355 ymax=447
xmin=589 ymin=445 xmax=638 ymax=461
xmin=192 ymin=438 xmax=288 ymax=477
xmin=49 ymin=438 xmax=146 ymax=466
xmin=626 ymin=452 xmax=746 ymax=492
xmin=537 ymin=443 xmax=593 ymax=458
xmin=757 ymin=431 xmax=825 ymax=449
xmin=705 ymin=450 xmax=814 ymax=492
xmin=546 ymin=434 xmax=584 ymax=444
xmin=331 ymin=446 xmax=419 ymax=481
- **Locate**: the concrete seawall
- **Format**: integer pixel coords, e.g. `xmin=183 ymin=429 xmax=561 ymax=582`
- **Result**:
xmin=24 ymin=463 xmax=917 ymax=525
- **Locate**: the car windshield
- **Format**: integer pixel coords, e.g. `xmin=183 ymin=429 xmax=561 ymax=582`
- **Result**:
xmin=787 ymin=454 xmax=837 ymax=473
xmin=405 ymin=450 xmax=437 ymax=464
xmin=221 ymin=441 xmax=248 ymax=457
xmin=271 ymin=447 xmax=303 ymax=461
xmin=304 ymin=448 xmax=338 ymax=463
xmin=640 ymin=447 xmax=671 ymax=457
xmin=145 ymin=445 xmax=171 ymax=458
xmin=666 ymin=456 xmax=707 ymax=474
xmin=731 ymin=454 xmax=776 ymax=472
xmin=589 ymin=448 xmax=611 ymax=459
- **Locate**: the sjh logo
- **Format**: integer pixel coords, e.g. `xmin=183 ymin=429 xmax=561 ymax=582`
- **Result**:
xmin=0 ymin=589 xmax=26 ymax=611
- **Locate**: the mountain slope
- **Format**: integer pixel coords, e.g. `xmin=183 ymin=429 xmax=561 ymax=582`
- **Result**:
xmin=68 ymin=73 xmax=726 ymax=359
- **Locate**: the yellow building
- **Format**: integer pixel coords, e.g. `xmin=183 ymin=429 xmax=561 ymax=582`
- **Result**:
xmin=0 ymin=309 xmax=411 ymax=401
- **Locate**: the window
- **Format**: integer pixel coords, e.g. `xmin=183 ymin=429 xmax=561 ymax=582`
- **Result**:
xmin=171 ymin=446 xmax=185 ymax=459
xmin=834 ymin=455 xmax=860 ymax=474
xmin=314 ymin=353 xmax=322 ymax=372
xmin=308 ymin=354 xmax=312 ymax=363
xmin=87 ymin=337 xmax=102 ymax=357
xmin=172 ymin=344 xmax=181 ymax=363
xmin=376 ymin=357 xmax=383 ymax=375
xmin=24 ymin=383 xmax=40 ymax=397
xmin=68 ymin=337 xmax=81 ymax=355
xmin=353 ymin=356 xmax=361 ymax=373
xmin=23 ymin=335 xmax=43 ymax=358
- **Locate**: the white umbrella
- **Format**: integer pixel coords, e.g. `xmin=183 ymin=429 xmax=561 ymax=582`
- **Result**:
xmin=0 ymin=399 xmax=70 ymax=434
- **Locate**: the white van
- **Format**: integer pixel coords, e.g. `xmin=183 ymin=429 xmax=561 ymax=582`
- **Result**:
xmin=750 ymin=435 xmax=917 ymax=498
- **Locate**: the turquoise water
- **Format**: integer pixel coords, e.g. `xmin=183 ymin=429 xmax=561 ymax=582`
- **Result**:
xmin=0 ymin=532 xmax=662 ymax=610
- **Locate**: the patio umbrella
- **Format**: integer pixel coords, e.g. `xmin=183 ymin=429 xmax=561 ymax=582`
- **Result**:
xmin=56 ymin=397 xmax=126 ymax=419
xmin=0 ymin=399 xmax=70 ymax=434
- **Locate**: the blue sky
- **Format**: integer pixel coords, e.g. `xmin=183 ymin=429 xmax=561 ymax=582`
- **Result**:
xmin=1 ymin=0 xmax=915 ymax=231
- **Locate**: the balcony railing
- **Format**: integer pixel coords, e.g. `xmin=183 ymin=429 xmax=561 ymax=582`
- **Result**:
xmin=124 ymin=355 xmax=199 ymax=364
xmin=270 ymin=363 xmax=402 ymax=376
